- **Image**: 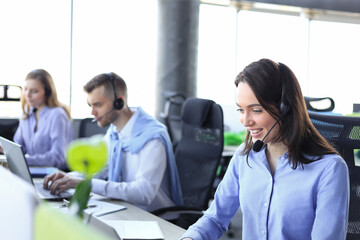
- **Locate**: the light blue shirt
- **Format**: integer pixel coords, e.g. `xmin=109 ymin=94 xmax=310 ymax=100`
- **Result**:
xmin=92 ymin=107 xmax=183 ymax=211
xmin=14 ymin=106 xmax=73 ymax=169
xmin=182 ymin=144 xmax=349 ymax=240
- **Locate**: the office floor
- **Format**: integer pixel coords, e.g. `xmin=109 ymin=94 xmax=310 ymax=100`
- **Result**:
xmin=220 ymin=209 xmax=242 ymax=240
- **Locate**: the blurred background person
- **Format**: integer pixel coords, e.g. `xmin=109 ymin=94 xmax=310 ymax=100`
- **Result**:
xmin=14 ymin=69 xmax=73 ymax=170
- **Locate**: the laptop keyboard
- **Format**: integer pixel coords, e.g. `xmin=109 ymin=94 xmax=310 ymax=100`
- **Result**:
xmin=35 ymin=182 xmax=72 ymax=199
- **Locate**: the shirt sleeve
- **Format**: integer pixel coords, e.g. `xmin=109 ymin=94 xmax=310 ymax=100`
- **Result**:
xmin=311 ymin=156 xmax=349 ymax=240
xmin=91 ymin=139 xmax=167 ymax=206
xmin=25 ymin=110 xmax=73 ymax=169
xmin=181 ymin=153 xmax=241 ymax=240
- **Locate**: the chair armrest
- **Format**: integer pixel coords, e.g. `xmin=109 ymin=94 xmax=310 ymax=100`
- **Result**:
xmin=152 ymin=206 xmax=204 ymax=221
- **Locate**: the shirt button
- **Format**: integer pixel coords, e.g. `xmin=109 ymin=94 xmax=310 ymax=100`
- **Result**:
xmin=262 ymin=230 xmax=266 ymax=235
xmin=264 ymin=203 xmax=268 ymax=207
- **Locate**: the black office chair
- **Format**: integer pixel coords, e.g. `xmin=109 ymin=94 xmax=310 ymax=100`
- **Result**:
xmin=304 ymin=96 xmax=335 ymax=112
xmin=78 ymin=118 xmax=109 ymax=138
xmin=0 ymin=84 xmax=22 ymax=102
xmin=308 ymin=112 xmax=360 ymax=239
xmin=159 ymin=91 xmax=187 ymax=149
xmin=153 ymin=97 xmax=224 ymax=229
xmin=0 ymin=84 xmax=22 ymax=140
xmin=0 ymin=118 xmax=19 ymax=141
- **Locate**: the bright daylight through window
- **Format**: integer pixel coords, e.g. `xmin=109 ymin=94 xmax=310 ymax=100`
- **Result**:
xmin=0 ymin=1 xmax=359 ymax=119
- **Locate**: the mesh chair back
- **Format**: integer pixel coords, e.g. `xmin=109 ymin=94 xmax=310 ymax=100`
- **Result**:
xmin=308 ymin=112 xmax=360 ymax=239
xmin=78 ymin=118 xmax=108 ymax=138
xmin=175 ymin=97 xmax=224 ymax=210
xmin=159 ymin=91 xmax=187 ymax=147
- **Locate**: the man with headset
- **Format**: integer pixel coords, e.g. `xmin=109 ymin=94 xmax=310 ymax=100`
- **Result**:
xmin=43 ymin=72 xmax=183 ymax=212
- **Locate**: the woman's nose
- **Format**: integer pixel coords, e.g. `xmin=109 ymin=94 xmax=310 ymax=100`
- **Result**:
xmin=242 ymin=113 xmax=253 ymax=127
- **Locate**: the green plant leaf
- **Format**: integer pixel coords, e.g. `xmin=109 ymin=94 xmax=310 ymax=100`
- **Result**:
xmin=69 ymin=178 xmax=92 ymax=218
xmin=66 ymin=135 xmax=108 ymax=177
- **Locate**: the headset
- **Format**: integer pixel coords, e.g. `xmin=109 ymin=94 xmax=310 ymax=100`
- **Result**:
xmin=106 ymin=72 xmax=124 ymax=110
xmin=278 ymin=62 xmax=291 ymax=116
xmin=252 ymin=62 xmax=291 ymax=152
xmin=32 ymin=69 xmax=51 ymax=97
xmin=45 ymin=87 xmax=51 ymax=97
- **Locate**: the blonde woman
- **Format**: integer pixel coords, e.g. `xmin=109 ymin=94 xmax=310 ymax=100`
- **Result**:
xmin=14 ymin=69 xmax=73 ymax=169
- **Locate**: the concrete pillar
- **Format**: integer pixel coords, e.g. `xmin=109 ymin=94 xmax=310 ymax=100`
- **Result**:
xmin=155 ymin=0 xmax=200 ymax=121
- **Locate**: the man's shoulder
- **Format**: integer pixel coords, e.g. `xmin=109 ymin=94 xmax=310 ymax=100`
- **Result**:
xmin=133 ymin=108 xmax=167 ymax=133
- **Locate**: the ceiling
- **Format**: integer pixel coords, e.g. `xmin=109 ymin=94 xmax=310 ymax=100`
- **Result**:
xmin=201 ymin=0 xmax=360 ymax=24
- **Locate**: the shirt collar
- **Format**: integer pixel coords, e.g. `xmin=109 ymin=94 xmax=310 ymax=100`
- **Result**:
xmin=29 ymin=105 xmax=49 ymax=117
xmin=114 ymin=107 xmax=138 ymax=140
xmin=252 ymin=145 xmax=290 ymax=172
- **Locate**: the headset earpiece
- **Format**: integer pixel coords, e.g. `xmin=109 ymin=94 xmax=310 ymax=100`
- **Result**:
xmin=45 ymin=88 xmax=51 ymax=97
xmin=106 ymin=72 xmax=124 ymax=110
xmin=113 ymin=98 xmax=124 ymax=110
xmin=278 ymin=63 xmax=290 ymax=115
xmin=280 ymin=101 xmax=290 ymax=116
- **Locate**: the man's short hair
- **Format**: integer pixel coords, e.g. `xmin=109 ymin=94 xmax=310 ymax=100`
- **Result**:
xmin=83 ymin=72 xmax=127 ymax=100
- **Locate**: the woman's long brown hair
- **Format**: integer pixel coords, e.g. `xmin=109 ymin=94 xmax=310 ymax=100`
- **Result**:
xmin=235 ymin=59 xmax=338 ymax=169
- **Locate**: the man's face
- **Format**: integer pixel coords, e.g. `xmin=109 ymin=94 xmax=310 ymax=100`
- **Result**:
xmin=87 ymin=85 xmax=118 ymax=127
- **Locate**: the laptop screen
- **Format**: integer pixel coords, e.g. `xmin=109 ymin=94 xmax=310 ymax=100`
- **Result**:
xmin=0 ymin=136 xmax=34 ymax=185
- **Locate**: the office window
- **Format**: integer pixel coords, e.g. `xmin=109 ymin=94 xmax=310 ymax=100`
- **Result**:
xmin=71 ymin=0 xmax=158 ymax=118
xmin=198 ymin=5 xmax=360 ymax=116
xmin=197 ymin=8 xmax=308 ymax=106
xmin=308 ymin=20 xmax=360 ymax=114
xmin=1 ymin=1 xmax=359 ymax=118
xmin=236 ymin=11 xmax=308 ymax=92
xmin=0 ymin=0 xmax=71 ymax=117
xmin=197 ymin=7 xmax=309 ymax=132
xmin=197 ymin=4 xmax=238 ymax=106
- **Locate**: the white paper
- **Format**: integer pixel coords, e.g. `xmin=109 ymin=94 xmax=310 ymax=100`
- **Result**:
xmin=84 ymin=199 xmax=126 ymax=217
xmin=55 ymin=199 xmax=126 ymax=217
xmin=103 ymin=220 xmax=164 ymax=240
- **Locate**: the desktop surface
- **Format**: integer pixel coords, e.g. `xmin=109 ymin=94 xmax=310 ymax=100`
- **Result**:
xmin=41 ymin=187 xmax=185 ymax=240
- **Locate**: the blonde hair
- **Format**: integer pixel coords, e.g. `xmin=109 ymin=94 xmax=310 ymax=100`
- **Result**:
xmin=21 ymin=69 xmax=71 ymax=120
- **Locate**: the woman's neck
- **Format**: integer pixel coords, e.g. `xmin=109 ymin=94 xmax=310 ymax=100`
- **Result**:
xmin=33 ymin=104 xmax=45 ymax=113
xmin=266 ymin=141 xmax=288 ymax=175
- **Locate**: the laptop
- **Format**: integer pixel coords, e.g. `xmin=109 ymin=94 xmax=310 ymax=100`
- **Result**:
xmin=0 ymin=136 xmax=73 ymax=200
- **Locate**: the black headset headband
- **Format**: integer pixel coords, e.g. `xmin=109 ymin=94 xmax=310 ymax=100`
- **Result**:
xmin=106 ymin=72 xmax=124 ymax=110
xmin=278 ymin=63 xmax=290 ymax=115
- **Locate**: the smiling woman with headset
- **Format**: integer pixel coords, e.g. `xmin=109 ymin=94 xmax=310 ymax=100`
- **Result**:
xmin=13 ymin=69 xmax=73 ymax=170
xmin=181 ymin=58 xmax=349 ymax=240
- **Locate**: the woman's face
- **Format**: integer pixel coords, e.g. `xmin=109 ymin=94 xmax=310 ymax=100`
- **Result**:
xmin=24 ymin=79 xmax=46 ymax=109
xmin=236 ymin=82 xmax=279 ymax=145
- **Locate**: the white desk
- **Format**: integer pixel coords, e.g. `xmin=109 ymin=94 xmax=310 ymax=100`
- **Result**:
xmin=49 ymin=194 xmax=185 ymax=240
xmin=94 ymin=195 xmax=185 ymax=239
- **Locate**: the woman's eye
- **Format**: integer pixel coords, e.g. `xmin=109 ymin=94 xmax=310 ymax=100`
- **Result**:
xmin=253 ymin=109 xmax=262 ymax=113
xmin=237 ymin=108 xmax=244 ymax=113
